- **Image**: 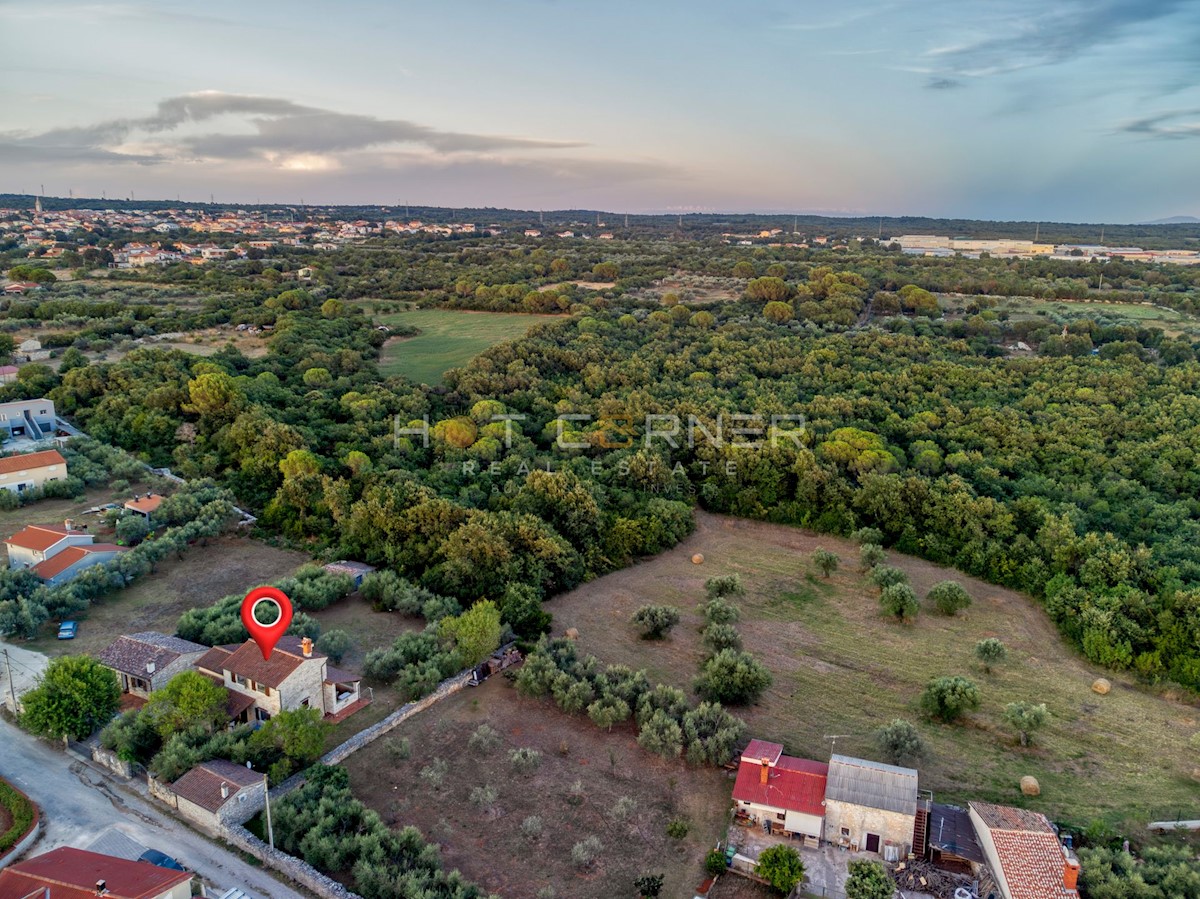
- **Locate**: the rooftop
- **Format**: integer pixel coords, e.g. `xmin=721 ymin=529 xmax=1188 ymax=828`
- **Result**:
xmin=124 ymin=493 xmax=164 ymax=515
xmin=733 ymin=755 xmax=829 ymax=818
xmin=197 ymin=635 xmax=324 ymax=688
xmin=928 ymin=802 xmax=985 ymax=864
xmin=826 ymin=754 xmax=919 ymax=816
xmin=0 ymin=846 xmax=191 ymax=899
xmin=98 ymin=632 xmax=208 ymax=676
xmin=971 ymin=802 xmax=1077 ymax=899
xmin=32 ymin=543 xmax=125 ymax=580
xmin=5 ymin=521 xmax=78 ymax=552
xmin=741 ymin=739 xmax=784 ymax=766
xmin=171 ymin=758 xmax=262 ymax=813
xmin=0 ymin=450 xmax=62 ymax=476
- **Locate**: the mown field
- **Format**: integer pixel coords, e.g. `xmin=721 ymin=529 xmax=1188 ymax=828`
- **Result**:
xmin=344 ymin=676 xmax=731 ymax=899
xmin=374 ymin=308 xmax=561 ymax=383
xmin=942 ymin=293 xmax=1200 ymax=337
xmin=547 ymin=511 xmax=1200 ymax=830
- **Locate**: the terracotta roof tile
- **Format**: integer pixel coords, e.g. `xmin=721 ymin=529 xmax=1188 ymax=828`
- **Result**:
xmin=124 ymin=494 xmax=164 ymax=515
xmin=0 ymin=846 xmax=191 ymax=899
xmin=217 ymin=635 xmax=324 ymax=688
xmin=98 ymin=632 xmax=207 ymax=676
xmin=732 ymin=756 xmax=829 ymax=818
xmin=5 ymin=522 xmax=77 ymax=552
xmin=171 ymin=759 xmax=261 ymax=813
xmin=32 ymin=543 xmax=125 ymax=580
xmin=971 ymin=802 xmax=1078 ymax=899
xmin=0 ymin=449 xmax=64 ymax=476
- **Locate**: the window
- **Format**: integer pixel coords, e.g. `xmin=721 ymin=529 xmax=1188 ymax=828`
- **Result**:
xmin=262 ymin=685 xmax=271 ymax=696
xmin=841 ymin=827 xmax=851 ymax=837
xmin=776 ymin=812 xmax=786 ymax=821
xmin=299 ymin=698 xmax=310 ymax=708
xmin=235 ymin=675 xmax=249 ymax=688
xmin=255 ymin=708 xmax=271 ymax=722
xmin=742 ymin=800 xmax=751 ymax=806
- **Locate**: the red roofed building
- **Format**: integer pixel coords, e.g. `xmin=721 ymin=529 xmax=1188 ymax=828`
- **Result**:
xmin=731 ymin=740 xmax=829 ymax=846
xmin=969 ymin=801 xmax=1080 ymax=899
xmin=5 ymin=519 xmax=91 ymax=569
xmin=0 ymin=846 xmax=192 ymax=899
xmin=32 ymin=542 xmax=127 ymax=586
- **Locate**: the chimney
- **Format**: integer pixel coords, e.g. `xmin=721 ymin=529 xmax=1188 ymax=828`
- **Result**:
xmin=301 ymin=636 xmax=313 ymax=658
xmin=1063 ymin=846 xmax=1080 ymax=892
xmin=95 ymin=880 xmax=108 ymax=896
xmin=65 ymin=518 xmax=74 ymax=531
xmin=220 ymin=781 xmax=229 ymax=800
xmin=760 ymin=756 xmax=771 ymax=786
xmin=146 ymin=661 xmax=156 ymax=675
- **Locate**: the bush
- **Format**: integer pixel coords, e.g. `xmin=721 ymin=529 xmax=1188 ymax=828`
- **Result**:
xmin=705 ymin=574 xmax=745 ymax=599
xmin=875 ymin=718 xmax=924 ymax=766
xmin=468 ymin=723 xmax=501 ymax=754
xmin=880 ymin=583 xmax=919 ymax=621
xmin=701 ymin=622 xmax=742 ymax=653
xmin=705 ymin=849 xmax=728 ymax=877
xmin=521 ymin=815 xmax=544 ymax=840
xmin=0 ymin=779 xmax=36 ymax=855
xmin=859 ymin=543 xmax=885 ymax=570
xmin=571 ymin=836 xmax=602 ymax=869
xmin=634 ymin=874 xmax=664 ymax=898
xmin=851 ymin=527 xmax=884 ymax=546
xmin=975 ymin=637 xmax=1007 ymax=672
xmin=469 ymin=784 xmax=497 ymax=808
xmin=587 ymin=695 xmax=631 ymax=731
xmin=695 ymin=649 xmax=772 ymax=705
xmin=315 ymin=629 xmax=351 ymax=663
xmin=812 ymin=548 xmax=840 ymax=577
xmin=610 ymin=795 xmax=637 ymax=821
xmin=637 ymin=709 xmax=683 ymax=758
xmin=665 ymin=818 xmax=689 ymax=839
xmin=868 ymin=564 xmax=908 ymax=589
xmin=631 ymin=604 xmax=681 ymax=640
xmin=115 ymin=515 xmax=150 ymax=545
xmin=701 ymin=596 xmax=740 ymax=625
xmin=419 ymin=757 xmax=448 ymax=787
xmin=756 ymin=844 xmax=805 ymax=894
xmin=509 ymin=746 xmax=542 ymax=773
xmin=920 ymin=676 xmax=981 ymax=723
xmin=845 ymin=859 xmax=894 ymax=899
xmin=1003 ymin=701 xmax=1049 ymax=746
xmin=928 ymin=580 xmax=972 ymax=615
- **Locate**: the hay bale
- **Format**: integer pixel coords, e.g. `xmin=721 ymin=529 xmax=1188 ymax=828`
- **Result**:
xmin=565 ymin=627 xmax=579 ymax=640
xmin=1020 ymin=775 xmax=1041 ymax=796
xmin=691 ymin=553 xmax=705 ymax=565
xmin=1092 ymin=678 xmax=1112 ymax=695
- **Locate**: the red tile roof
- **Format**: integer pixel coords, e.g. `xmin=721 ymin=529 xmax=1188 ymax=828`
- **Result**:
xmin=215 ymin=635 xmax=324 ymax=688
xmin=124 ymin=493 xmax=164 ymax=515
xmin=971 ymin=802 xmax=1078 ymax=899
xmin=0 ymin=846 xmax=191 ymax=899
xmin=171 ymin=758 xmax=261 ymax=813
xmin=0 ymin=449 xmax=65 ymax=476
xmin=5 ymin=522 xmax=76 ymax=552
xmin=32 ymin=543 xmax=125 ymax=580
xmin=733 ymin=755 xmax=829 ymax=818
xmin=741 ymin=739 xmax=784 ymax=766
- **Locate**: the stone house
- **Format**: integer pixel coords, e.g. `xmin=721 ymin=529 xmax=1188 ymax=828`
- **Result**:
xmin=969 ymin=801 xmax=1080 ymax=899
xmin=169 ymin=758 xmax=266 ymax=829
xmin=823 ymin=754 xmax=920 ymax=859
xmin=731 ymin=739 xmax=829 ymax=847
xmin=97 ymin=631 xmax=209 ymax=699
xmin=0 ymin=847 xmax=193 ymax=899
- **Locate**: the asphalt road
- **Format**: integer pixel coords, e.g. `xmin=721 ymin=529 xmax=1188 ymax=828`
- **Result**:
xmin=0 ymin=718 xmax=302 ymax=899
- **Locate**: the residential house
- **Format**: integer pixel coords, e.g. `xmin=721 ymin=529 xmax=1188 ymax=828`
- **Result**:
xmin=6 ymin=520 xmax=127 ymax=585
xmin=0 ymin=448 xmax=66 ymax=494
xmin=322 ymin=559 xmax=376 ymax=588
xmin=167 ymin=758 xmax=266 ymax=829
xmin=0 ymin=846 xmax=192 ymax=899
xmin=0 ymin=397 xmax=56 ymax=441
xmin=731 ymin=739 xmax=829 ymax=847
xmin=0 ymin=364 xmax=19 ymax=384
xmin=195 ymin=635 xmax=363 ymax=723
xmin=97 ymin=631 xmax=209 ymax=699
xmin=823 ymin=754 xmax=920 ymax=859
xmin=124 ymin=492 xmax=165 ymax=522
xmin=969 ymin=801 xmax=1080 ymax=899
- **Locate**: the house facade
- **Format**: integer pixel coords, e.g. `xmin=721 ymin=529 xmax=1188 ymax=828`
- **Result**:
xmin=167 ymin=758 xmax=266 ymax=830
xmin=0 ymin=398 xmax=56 ymax=442
xmin=5 ymin=520 xmax=91 ymax=569
xmin=0 ymin=847 xmax=192 ymax=899
xmin=97 ymin=632 xmax=209 ymax=698
xmin=195 ymin=635 xmax=363 ymax=722
xmin=0 ymin=447 xmax=66 ymax=493
xmin=731 ymin=739 xmax=829 ymax=846
xmin=969 ymin=801 xmax=1080 ymax=899
xmin=823 ymin=754 xmax=920 ymax=858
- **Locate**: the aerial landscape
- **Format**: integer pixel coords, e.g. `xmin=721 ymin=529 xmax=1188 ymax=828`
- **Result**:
xmin=2 ymin=2 xmax=1200 ymax=899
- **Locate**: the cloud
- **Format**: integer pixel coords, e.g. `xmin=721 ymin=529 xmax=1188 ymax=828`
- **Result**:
xmin=1117 ymin=108 xmax=1200 ymax=138
xmin=925 ymin=77 xmax=962 ymax=90
xmin=922 ymin=0 xmax=1194 ymax=86
xmin=0 ymin=91 xmax=584 ymax=168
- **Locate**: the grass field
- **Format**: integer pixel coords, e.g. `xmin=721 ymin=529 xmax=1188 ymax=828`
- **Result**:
xmin=547 ymin=511 xmax=1200 ymax=830
xmin=941 ymin=293 xmax=1200 ymax=338
xmin=375 ymin=309 xmax=562 ymax=384
xmin=343 ymin=676 xmax=731 ymax=899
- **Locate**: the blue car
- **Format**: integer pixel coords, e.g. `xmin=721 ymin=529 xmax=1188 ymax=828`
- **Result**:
xmin=139 ymin=849 xmax=186 ymax=871
xmin=57 ymin=621 xmax=78 ymax=640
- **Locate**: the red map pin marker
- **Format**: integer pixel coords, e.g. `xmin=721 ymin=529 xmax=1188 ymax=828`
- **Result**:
xmin=241 ymin=586 xmax=294 ymax=661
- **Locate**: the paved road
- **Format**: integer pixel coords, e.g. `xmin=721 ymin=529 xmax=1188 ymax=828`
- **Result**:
xmin=0 ymin=718 xmax=301 ymax=899
xmin=0 ymin=640 xmax=49 ymax=711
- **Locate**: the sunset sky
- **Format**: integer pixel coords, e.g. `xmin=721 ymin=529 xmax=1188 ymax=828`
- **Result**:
xmin=3 ymin=0 xmax=1199 ymax=221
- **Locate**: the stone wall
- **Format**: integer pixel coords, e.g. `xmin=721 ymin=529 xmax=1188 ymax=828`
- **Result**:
xmin=148 ymin=775 xmax=179 ymax=808
xmin=222 ymin=823 xmax=362 ymax=899
xmin=91 ymin=744 xmax=134 ymax=778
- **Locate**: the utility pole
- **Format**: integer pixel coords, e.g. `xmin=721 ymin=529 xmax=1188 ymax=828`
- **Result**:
xmin=263 ymin=773 xmax=274 ymax=850
xmin=3 ymin=649 xmax=17 ymax=713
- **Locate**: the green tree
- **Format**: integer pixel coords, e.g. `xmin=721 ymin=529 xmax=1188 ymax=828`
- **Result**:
xmin=316 ymin=629 xmax=352 ymax=663
xmin=732 ymin=260 xmax=756 ymax=279
xmin=812 ymin=548 xmax=840 ymax=578
xmin=142 ymin=670 xmax=228 ymax=738
xmin=21 ymin=655 xmax=120 ymax=739
xmin=498 ymin=583 xmax=552 ymax=642
xmin=115 ymin=515 xmax=150 ymax=545
xmin=859 ymin=543 xmax=886 ymax=570
xmin=631 ymin=604 xmax=681 ymax=640
xmin=875 ymin=718 xmax=924 ymax=766
xmin=880 ymin=583 xmax=919 ymax=621
xmin=928 ymin=581 xmax=972 ymax=616
xmin=762 ymin=301 xmax=794 ymax=323
xmin=636 ymin=709 xmax=683 ymax=758
xmin=920 ymin=676 xmax=981 ymax=723
xmin=705 ymin=575 xmax=745 ymax=599
xmin=438 ymin=600 xmax=503 ymax=666
xmin=845 ymin=859 xmax=894 ymax=899
xmin=634 ymin=874 xmax=664 ymax=898
xmin=1003 ymin=701 xmax=1049 ymax=746
xmin=756 ymin=844 xmax=805 ymax=895
xmin=694 ymin=649 xmax=772 ymax=705
xmin=587 ymin=695 xmax=631 ymax=731
xmin=975 ymin=638 xmax=1007 ymax=672
xmin=249 ymin=706 xmax=327 ymax=776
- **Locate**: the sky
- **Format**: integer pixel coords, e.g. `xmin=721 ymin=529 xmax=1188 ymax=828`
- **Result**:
xmin=2 ymin=0 xmax=1200 ymax=222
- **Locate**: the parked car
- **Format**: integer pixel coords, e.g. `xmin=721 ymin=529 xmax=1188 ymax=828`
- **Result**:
xmin=57 ymin=621 xmax=78 ymax=640
xmin=138 ymin=849 xmax=186 ymax=871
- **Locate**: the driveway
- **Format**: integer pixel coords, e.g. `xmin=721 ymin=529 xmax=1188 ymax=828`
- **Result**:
xmin=0 ymin=718 xmax=301 ymax=899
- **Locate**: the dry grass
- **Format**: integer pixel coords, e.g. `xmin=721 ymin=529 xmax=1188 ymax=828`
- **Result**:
xmin=548 ymin=511 xmax=1200 ymax=829
xmin=343 ymin=676 xmax=731 ymax=899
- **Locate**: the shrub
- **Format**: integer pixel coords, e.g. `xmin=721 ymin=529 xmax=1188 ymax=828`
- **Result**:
xmin=975 ymin=637 xmax=1007 ymax=672
xmin=468 ymin=723 xmax=501 ymax=754
xmin=756 ymin=844 xmax=805 ymax=894
xmin=521 ymin=815 xmax=543 ymax=840
xmin=665 ymin=818 xmax=689 ymax=839
xmin=587 ymin=695 xmax=631 ymax=731
xmin=859 ymin=543 xmax=885 ymax=570
xmin=920 ymin=676 xmax=981 ymax=723
xmin=419 ymin=757 xmax=448 ymax=787
xmin=868 ymin=564 xmax=908 ymax=589
xmin=701 ymin=596 xmax=740 ymax=625
xmin=705 ymin=574 xmax=745 ymax=599
xmin=571 ymin=836 xmax=602 ymax=869
xmin=845 ymin=859 xmax=894 ymax=899
xmin=637 ymin=709 xmax=683 ymax=758
xmin=315 ymin=629 xmax=352 ymax=663
xmin=928 ymin=581 xmax=972 ymax=616
xmin=0 ymin=780 xmax=36 ymax=855
xmin=610 ymin=795 xmax=637 ymax=821
xmin=1003 ymin=701 xmax=1049 ymax=746
xmin=851 ymin=527 xmax=884 ymax=546
xmin=634 ymin=874 xmax=664 ymax=898
xmin=880 ymin=583 xmax=919 ymax=621
xmin=705 ymin=849 xmax=728 ymax=877
xmin=695 ymin=649 xmax=772 ymax=705
xmin=384 ymin=737 xmax=411 ymax=761
xmin=509 ymin=747 xmax=542 ymax=774
xmin=115 ymin=515 xmax=150 ymax=545
xmin=682 ymin=702 xmax=748 ymax=766
xmin=469 ymin=784 xmax=497 ymax=808
xmin=875 ymin=718 xmax=925 ymax=766
xmin=812 ymin=548 xmax=840 ymax=577
xmin=631 ymin=604 xmax=681 ymax=640
xmin=701 ymin=622 xmax=742 ymax=653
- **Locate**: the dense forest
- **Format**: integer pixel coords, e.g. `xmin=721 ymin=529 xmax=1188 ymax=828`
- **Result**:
xmin=4 ymin=234 xmax=1200 ymax=692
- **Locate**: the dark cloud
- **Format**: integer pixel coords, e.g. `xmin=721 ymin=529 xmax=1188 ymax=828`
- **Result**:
xmin=924 ymin=0 xmax=1194 ymax=85
xmin=0 ymin=91 xmax=583 ymax=167
xmin=1117 ymin=109 xmax=1200 ymax=138
xmin=925 ymin=77 xmax=962 ymax=90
